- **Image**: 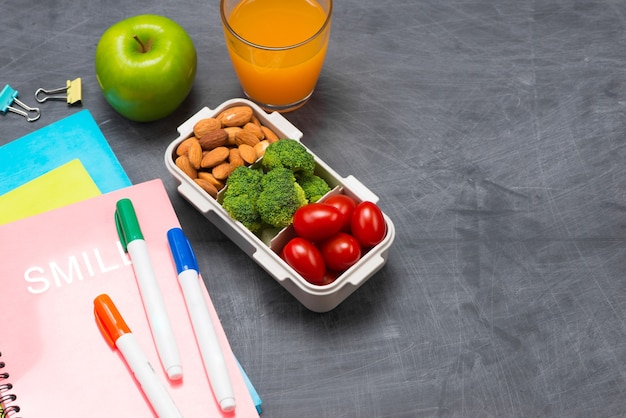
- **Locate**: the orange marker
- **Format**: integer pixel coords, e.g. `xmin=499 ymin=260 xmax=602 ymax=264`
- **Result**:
xmin=94 ymin=294 xmax=182 ymax=418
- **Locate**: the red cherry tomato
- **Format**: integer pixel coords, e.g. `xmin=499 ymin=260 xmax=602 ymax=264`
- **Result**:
xmin=323 ymin=194 xmax=357 ymax=232
xmin=281 ymin=237 xmax=326 ymax=285
xmin=292 ymin=203 xmax=343 ymax=242
xmin=351 ymin=201 xmax=386 ymax=247
xmin=321 ymin=270 xmax=341 ymax=286
xmin=320 ymin=233 xmax=362 ymax=272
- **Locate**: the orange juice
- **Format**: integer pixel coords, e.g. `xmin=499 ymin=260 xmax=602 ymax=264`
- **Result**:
xmin=221 ymin=0 xmax=332 ymax=111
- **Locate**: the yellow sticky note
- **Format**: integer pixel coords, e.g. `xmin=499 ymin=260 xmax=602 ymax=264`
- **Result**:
xmin=0 ymin=159 xmax=101 ymax=225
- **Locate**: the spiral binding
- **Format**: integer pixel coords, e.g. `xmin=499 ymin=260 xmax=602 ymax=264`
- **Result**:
xmin=0 ymin=353 xmax=21 ymax=418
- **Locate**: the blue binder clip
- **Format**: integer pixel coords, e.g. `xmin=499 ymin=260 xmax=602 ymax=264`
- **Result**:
xmin=0 ymin=84 xmax=41 ymax=122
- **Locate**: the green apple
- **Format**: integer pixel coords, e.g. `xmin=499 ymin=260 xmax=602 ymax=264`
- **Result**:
xmin=95 ymin=14 xmax=197 ymax=122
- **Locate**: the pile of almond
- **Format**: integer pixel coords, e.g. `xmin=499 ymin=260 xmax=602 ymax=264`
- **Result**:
xmin=174 ymin=105 xmax=279 ymax=198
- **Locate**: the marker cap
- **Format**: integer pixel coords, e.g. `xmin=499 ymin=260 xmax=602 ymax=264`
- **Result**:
xmin=167 ymin=227 xmax=199 ymax=274
xmin=94 ymin=293 xmax=131 ymax=348
xmin=115 ymin=198 xmax=144 ymax=251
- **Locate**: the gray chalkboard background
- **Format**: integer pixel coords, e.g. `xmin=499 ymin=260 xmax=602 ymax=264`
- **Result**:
xmin=2 ymin=0 xmax=625 ymax=416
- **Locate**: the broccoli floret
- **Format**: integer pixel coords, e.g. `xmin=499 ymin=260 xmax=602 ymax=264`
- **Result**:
xmin=261 ymin=139 xmax=315 ymax=176
xmin=221 ymin=166 xmax=264 ymax=232
xmin=260 ymin=166 xmax=296 ymax=188
xmin=224 ymin=165 xmax=263 ymax=198
xmin=297 ymin=173 xmax=331 ymax=203
xmin=257 ymin=167 xmax=308 ymax=228
xmin=222 ymin=194 xmax=263 ymax=232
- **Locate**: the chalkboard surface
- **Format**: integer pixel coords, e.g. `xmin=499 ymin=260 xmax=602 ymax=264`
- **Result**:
xmin=1 ymin=0 xmax=625 ymax=416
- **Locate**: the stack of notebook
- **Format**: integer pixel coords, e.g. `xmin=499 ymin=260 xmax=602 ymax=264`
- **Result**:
xmin=0 ymin=111 xmax=262 ymax=417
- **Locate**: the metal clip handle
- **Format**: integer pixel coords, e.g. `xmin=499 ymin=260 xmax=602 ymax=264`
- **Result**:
xmin=35 ymin=78 xmax=82 ymax=105
xmin=0 ymin=84 xmax=41 ymax=122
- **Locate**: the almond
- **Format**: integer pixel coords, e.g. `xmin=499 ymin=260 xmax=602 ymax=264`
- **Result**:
xmin=201 ymin=146 xmax=230 ymax=168
xmin=194 ymin=178 xmax=219 ymax=199
xmin=261 ymin=126 xmax=279 ymax=143
xmin=254 ymin=140 xmax=270 ymax=158
xmin=198 ymin=171 xmax=225 ymax=191
xmin=238 ymin=144 xmax=257 ymax=164
xmin=193 ymin=118 xmax=221 ymax=137
xmin=198 ymin=129 xmax=228 ymax=150
xmin=223 ymin=126 xmax=242 ymax=146
xmin=251 ymin=114 xmax=262 ymax=127
xmin=234 ymin=130 xmax=260 ymax=147
xmin=218 ymin=105 xmax=254 ymax=127
xmin=176 ymin=136 xmax=197 ymax=156
xmin=175 ymin=155 xmax=197 ymax=179
xmin=212 ymin=162 xmax=233 ymax=180
xmin=229 ymin=148 xmax=244 ymax=168
xmin=187 ymin=137 xmax=203 ymax=169
xmin=243 ymin=122 xmax=264 ymax=140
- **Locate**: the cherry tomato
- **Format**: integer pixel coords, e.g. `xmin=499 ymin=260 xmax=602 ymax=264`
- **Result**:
xmin=323 ymin=194 xmax=357 ymax=232
xmin=351 ymin=201 xmax=386 ymax=247
xmin=281 ymin=237 xmax=326 ymax=285
xmin=292 ymin=203 xmax=343 ymax=242
xmin=320 ymin=233 xmax=362 ymax=272
xmin=322 ymin=270 xmax=341 ymax=285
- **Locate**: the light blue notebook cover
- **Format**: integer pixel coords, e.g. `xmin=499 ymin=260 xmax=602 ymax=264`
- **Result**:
xmin=0 ymin=109 xmax=131 ymax=194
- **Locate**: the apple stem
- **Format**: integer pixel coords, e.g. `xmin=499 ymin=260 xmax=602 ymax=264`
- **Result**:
xmin=133 ymin=34 xmax=147 ymax=53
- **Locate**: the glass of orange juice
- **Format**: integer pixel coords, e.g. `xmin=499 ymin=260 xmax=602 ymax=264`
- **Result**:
xmin=220 ymin=0 xmax=333 ymax=112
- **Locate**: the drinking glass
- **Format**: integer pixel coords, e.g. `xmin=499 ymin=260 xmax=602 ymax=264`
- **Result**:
xmin=220 ymin=0 xmax=333 ymax=112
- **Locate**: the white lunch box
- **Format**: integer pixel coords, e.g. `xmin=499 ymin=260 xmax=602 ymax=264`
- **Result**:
xmin=164 ymin=98 xmax=395 ymax=312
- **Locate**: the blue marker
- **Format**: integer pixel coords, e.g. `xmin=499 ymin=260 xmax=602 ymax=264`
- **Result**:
xmin=167 ymin=227 xmax=236 ymax=412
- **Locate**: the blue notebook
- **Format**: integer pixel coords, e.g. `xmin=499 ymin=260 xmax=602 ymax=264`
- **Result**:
xmin=0 ymin=109 xmax=131 ymax=194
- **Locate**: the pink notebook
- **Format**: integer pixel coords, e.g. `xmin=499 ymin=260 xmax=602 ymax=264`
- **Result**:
xmin=0 ymin=179 xmax=258 ymax=417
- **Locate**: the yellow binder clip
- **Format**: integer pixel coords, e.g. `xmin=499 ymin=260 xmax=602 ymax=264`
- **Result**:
xmin=35 ymin=78 xmax=82 ymax=105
